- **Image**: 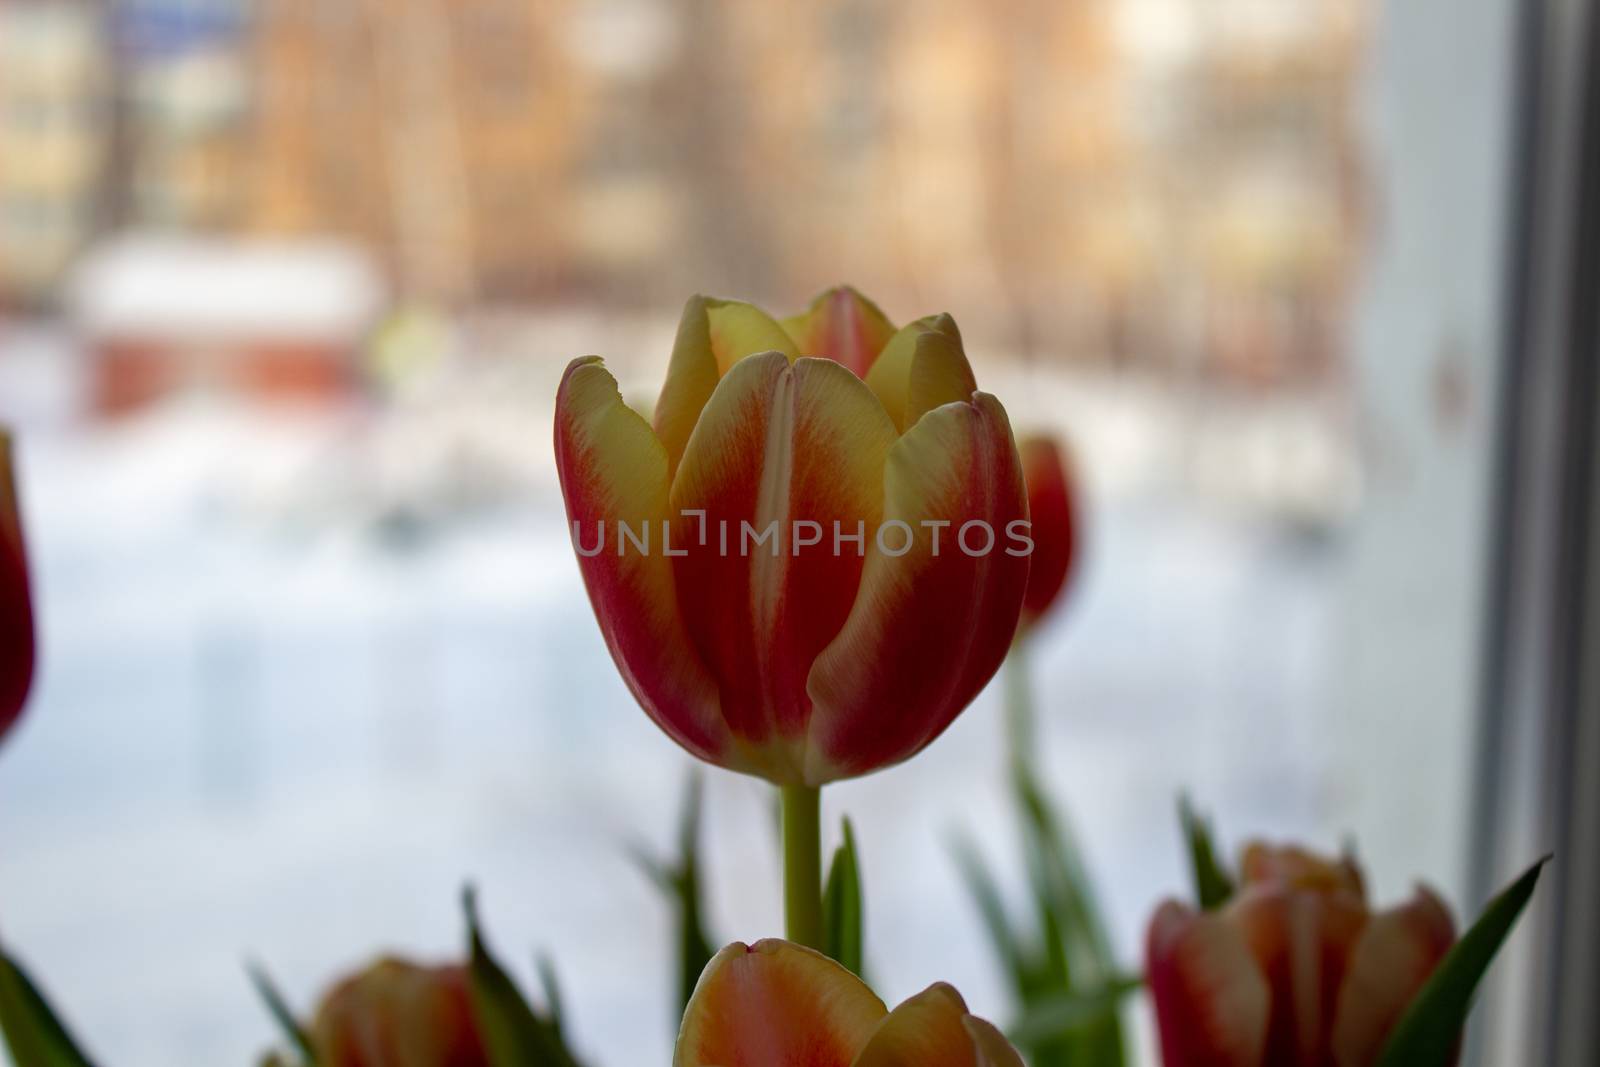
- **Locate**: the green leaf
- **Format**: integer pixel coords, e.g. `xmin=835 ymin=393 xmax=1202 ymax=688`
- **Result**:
xmin=822 ymin=817 xmax=863 ymax=976
xmin=950 ymin=831 xmax=1028 ymax=983
xmin=1179 ymin=794 xmax=1235 ymax=910
xmin=1016 ymin=767 xmax=1117 ymax=973
xmin=624 ymin=844 xmax=673 ymax=892
xmin=246 ymin=961 xmax=318 ymax=1066
xmin=997 ymin=637 xmax=1131 ymax=1066
xmin=1374 ymin=856 xmax=1550 ymax=1067
xmin=0 ymin=944 xmax=97 ymax=1067
xmin=463 ymin=887 xmax=584 ymax=1067
xmin=1017 ymin=767 xmax=1115 ymax=975
xmin=629 ymin=771 xmax=718 ymax=1016
xmin=1007 ymin=975 xmax=1142 ymax=1048
xmin=533 ymin=955 xmax=567 ymax=1042
xmin=671 ymin=774 xmax=717 ymax=1013
xmin=1012 ymin=766 xmax=1128 ymax=1066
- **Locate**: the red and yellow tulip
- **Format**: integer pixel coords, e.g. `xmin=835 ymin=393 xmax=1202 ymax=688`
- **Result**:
xmin=310 ymin=958 xmax=488 ymax=1067
xmin=555 ymin=287 xmax=1030 ymax=786
xmin=0 ymin=430 xmax=34 ymax=747
xmin=1017 ymin=435 xmax=1078 ymax=629
xmin=676 ymin=938 xmax=1023 ymax=1067
xmin=1146 ymin=842 xmax=1457 ymax=1067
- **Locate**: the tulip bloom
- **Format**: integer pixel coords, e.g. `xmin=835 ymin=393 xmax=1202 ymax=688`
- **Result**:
xmin=1017 ymin=435 xmax=1078 ymax=628
xmin=677 ymin=938 xmax=1024 ymax=1067
xmin=1146 ymin=842 xmax=1457 ymax=1067
xmin=555 ymin=287 xmax=1029 ymax=787
xmin=311 ymin=958 xmax=488 ymax=1067
xmin=0 ymin=430 xmax=34 ymax=747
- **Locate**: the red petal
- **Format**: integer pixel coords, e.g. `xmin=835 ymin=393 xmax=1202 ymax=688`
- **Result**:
xmin=1238 ymin=842 xmax=1366 ymax=898
xmin=1228 ymin=884 xmax=1368 ymax=1065
xmin=554 ymin=358 xmax=731 ymax=764
xmin=1146 ymin=900 xmax=1270 ymax=1067
xmin=781 ymin=287 xmax=898 ymax=378
xmin=0 ymin=430 xmax=34 ymax=747
xmin=667 ymin=354 xmax=896 ymax=781
xmin=805 ymin=393 xmax=1029 ymax=782
xmin=1330 ymin=886 xmax=1456 ymax=1066
xmin=1018 ymin=435 xmax=1078 ymax=627
xmin=311 ymin=959 xmax=488 ymax=1067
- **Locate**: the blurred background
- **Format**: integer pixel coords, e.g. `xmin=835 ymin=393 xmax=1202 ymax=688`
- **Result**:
xmin=0 ymin=0 xmax=1548 ymax=1063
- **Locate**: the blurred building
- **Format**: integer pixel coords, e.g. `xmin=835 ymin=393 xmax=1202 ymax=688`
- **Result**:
xmin=245 ymin=0 xmax=587 ymax=303
xmin=0 ymin=1 xmax=106 ymax=306
xmin=116 ymin=0 xmax=254 ymax=226
xmin=1152 ymin=0 xmax=1369 ymax=385
xmin=3 ymin=0 xmax=1370 ymax=386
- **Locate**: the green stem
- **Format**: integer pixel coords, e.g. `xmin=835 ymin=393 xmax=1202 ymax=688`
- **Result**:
xmin=1004 ymin=629 xmax=1035 ymax=774
xmin=780 ymin=783 xmax=823 ymax=949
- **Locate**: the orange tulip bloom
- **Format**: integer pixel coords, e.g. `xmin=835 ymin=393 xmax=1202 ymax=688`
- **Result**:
xmin=1017 ymin=435 xmax=1078 ymax=628
xmin=311 ymin=958 xmax=488 ymax=1067
xmin=555 ymin=288 xmax=1030 ymax=785
xmin=0 ymin=430 xmax=34 ymax=747
xmin=676 ymin=938 xmax=1024 ymax=1067
xmin=1146 ymin=842 xmax=1457 ymax=1067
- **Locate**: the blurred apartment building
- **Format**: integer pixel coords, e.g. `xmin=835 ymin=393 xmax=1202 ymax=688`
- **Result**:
xmin=1165 ymin=1 xmax=1369 ymax=385
xmin=0 ymin=0 xmax=1367 ymax=386
xmin=0 ymin=2 xmax=105 ymax=302
xmin=117 ymin=0 xmax=253 ymax=226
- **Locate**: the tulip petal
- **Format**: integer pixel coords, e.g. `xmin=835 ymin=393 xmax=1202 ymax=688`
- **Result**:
xmin=781 ymin=286 xmax=898 ymax=378
xmin=852 ymin=984 xmax=973 ymax=1067
xmin=851 ymin=984 xmax=1025 ymax=1067
xmin=0 ymin=430 xmax=34 ymax=746
xmin=962 ymin=1018 xmax=1027 ymax=1067
xmin=862 ymin=314 xmax=978 ymax=434
xmin=1239 ymin=842 xmax=1366 ymax=899
xmin=656 ymin=296 xmax=800 ymax=475
xmin=675 ymin=940 xmax=886 ymax=1067
xmin=555 ymin=357 xmax=731 ymax=763
xmin=1229 ymin=884 xmax=1368 ymax=1065
xmin=312 ymin=959 xmax=487 ymax=1067
xmin=1330 ymin=886 xmax=1456 ymax=1067
xmin=1018 ymin=436 xmax=1077 ymax=627
xmin=1147 ymin=901 xmax=1270 ymax=1067
xmin=804 ymin=392 xmax=1029 ymax=783
xmin=667 ymin=354 xmax=897 ymax=781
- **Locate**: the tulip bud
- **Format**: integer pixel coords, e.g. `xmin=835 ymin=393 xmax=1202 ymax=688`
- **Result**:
xmin=676 ymin=939 xmax=1024 ymax=1067
xmin=1146 ymin=841 xmax=1456 ymax=1067
xmin=1017 ymin=435 xmax=1078 ymax=628
xmin=311 ymin=958 xmax=488 ymax=1067
xmin=0 ymin=430 xmax=35 ymax=748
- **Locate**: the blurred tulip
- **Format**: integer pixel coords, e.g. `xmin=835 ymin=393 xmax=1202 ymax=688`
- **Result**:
xmin=0 ymin=430 xmax=34 ymax=748
xmin=555 ymin=287 xmax=1030 ymax=786
xmin=676 ymin=938 xmax=1024 ymax=1067
xmin=1017 ymin=435 xmax=1078 ymax=628
xmin=311 ymin=958 xmax=488 ymax=1067
xmin=1146 ymin=841 xmax=1457 ymax=1067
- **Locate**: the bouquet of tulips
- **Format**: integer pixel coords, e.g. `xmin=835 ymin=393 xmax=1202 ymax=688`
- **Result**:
xmin=0 ymin=291 xmax=1545 ymax=1067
